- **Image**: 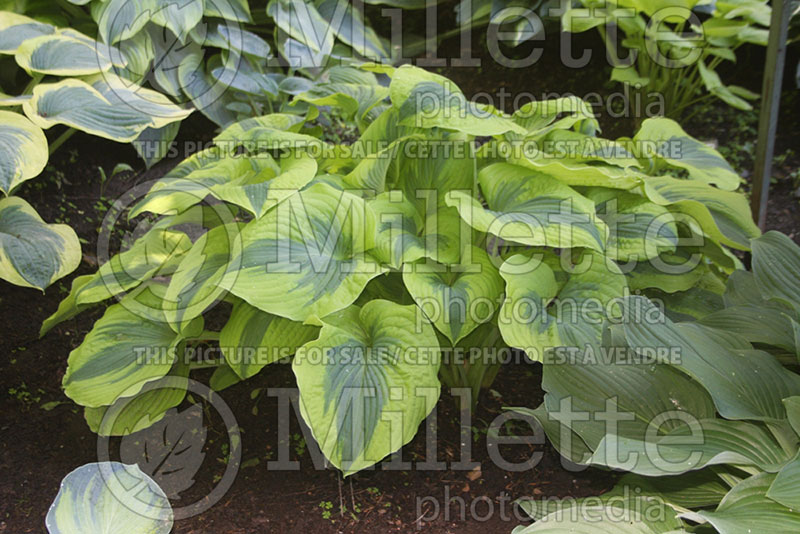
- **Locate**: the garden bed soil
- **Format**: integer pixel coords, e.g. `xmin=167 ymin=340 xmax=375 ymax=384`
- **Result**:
xmin=2 ymin=25 xmax=800 ymax=534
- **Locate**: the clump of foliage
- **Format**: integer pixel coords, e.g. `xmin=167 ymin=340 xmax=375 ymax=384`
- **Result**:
xmin=513 ymin=231 xmax=800 ymax=533
xmin=563 ymin=0 xmax=770 ymax=117
xmin=42 ymin=64 xmax=758 ymax=477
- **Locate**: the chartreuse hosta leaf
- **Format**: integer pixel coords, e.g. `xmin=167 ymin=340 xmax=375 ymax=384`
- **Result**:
xmin=369 ymin=191 xmax=428 ymax=268
xmin=211 ymin=151 xmax=318 ymax=218
xmin=164 ymin=223 xmax=243 ymax=332
xmin=63 ymin=293 xmax=202 ymax=408
xmin=693 ymin=473 xmax=800 ymax=534
xmin=294 ymin=81 xmax=389 ymax=131
xmin=623 ymin=296 xmax=800 ymax=422
xmin=446 ymin=163 xmax=607 ymax=251
xmin=403 ymin=246 xmax=503 ymax=344
xmin=510 ymin=96 xmax=599 ymax=138
xmin=498 ymin=249 xmax=626 ymax=362
xmin=292 ymin=300 xmax=441 ymax=475
xmin=229 ymin=182 xmax=385 ymax=322
xmin=634 ymin=118 xmax=741 ymax=190
xmin=15 ymin=29 xmax=114 ymax=75
xmin=0 ymin=196 xmax=80 ymax=290
xmin=585 ymin=187 xmax=678 ymax=261
xmin=84 ymin=360 xmax=189 ymax=436
xmin=625 ymin=248 xmax=711 ymax=294
xmin=219 ymin=299 xmax=319 ymax=380
xmin=46 ymin=462 xmax=172 ymax=534
xmin=0 ymin=111 xmax=48 ymax=195
xmin=642 ymin=175 xmax=760 ymax=250
xmin=0 ymin=11 xmax=55 ymax=54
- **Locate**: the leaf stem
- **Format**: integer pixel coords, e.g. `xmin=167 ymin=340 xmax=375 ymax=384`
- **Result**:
xmin=48 ymin=128 xmax=76 ymax=156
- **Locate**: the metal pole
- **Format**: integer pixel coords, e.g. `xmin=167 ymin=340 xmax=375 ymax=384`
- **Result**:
xmin=751 ymin=0 xmax=792 ymax=230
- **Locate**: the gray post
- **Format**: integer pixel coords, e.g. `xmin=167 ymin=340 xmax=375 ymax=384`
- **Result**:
xmin=751 ymin=0 xmax=792 ymax=230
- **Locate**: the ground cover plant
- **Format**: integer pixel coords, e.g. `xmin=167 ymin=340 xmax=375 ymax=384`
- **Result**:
xmin=39 ymin=64 xmax=760 ymax=482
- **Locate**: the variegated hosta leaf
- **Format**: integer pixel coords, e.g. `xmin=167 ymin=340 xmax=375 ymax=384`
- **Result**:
xmin=211 ymin=151 xmax=318 ymax=218
xmin=229 ymin=182 xmax=384 ymax=322
xmin=267 ymin=0 xmax=333 ymax=54
xmin=46 ymin=462 xmax=172 ymax=534
xmin=403 ymin=246 xmax=503 ymax=344
xmin=204 ymin=0 xmax=252 ymax=21
xmin=15 ymin=29 xmax=113 ymax=75
xmin=625 ymin=249 xmax=710 ymax=293
xmin=130 ymin=148 xmax=262 ymax=217
xmin=63 ymin=295 xmax=202 ymax=408
xmin=292 ymin=300 xmax=441 ymax=475
xmin=395 ymin=76 xmax=526 ymax=136
xmin=84 ymin=361 xmax=189 ymax=436
xmin=498 ymin=249 xmax=626 ymax=361
xmin=369 ymin=191 xmax=428 ymax=268
xmin=510 ymin=96 xmax=599 ymax=138
xmin=751 ymin=231 xmax=800 ymax=313
xmin=585 ymin=187 xmax=678 ymax=261
xmin=642 ymin=175 xmax=760 ymax=250
xmin=634 ymin=118 xmax=740 ymax=191
xmin=294 ymin=81 xmax=389 ymax=131
xmin=96 ymin=0 xmax=204 ymax=45
xmin=0 ymin=111 xmax=48 ymax=195
xmin=446 ymin=163 xmax=607 ymax=251
xmin=22 ymin=78 xmax=190 ymax=142
xmin=0 ymin=196 xmax=80 ymax=290
xmin=76 ymin=228 xmax=192 ymax=307
xmin=503 ymin=144 xmax=644 ymax=189
xmin=622 ymin=296 xmax=800 ymax=422
xmin=40 ymin=274 xmax=93 ymax=337
xmin=133 ymin=122 xmax=181 ymax=168
xmin=693 ymin=473 xmax=800 ymax=534
xmin=539 ymin=129 xmax=641 ymax=169
xmin=316 ymin=0 xmax=389 ymax=60
xmin=219 ymin=299 xmax=319 ymax=379
xmin=0 ymin=11 xmax=55 ymax=54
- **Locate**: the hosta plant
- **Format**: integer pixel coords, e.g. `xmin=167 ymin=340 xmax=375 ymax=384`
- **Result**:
xmin=43 ymin=65 xmax=760 ymax=476
xmin=512 ymin=230 xmax=800 ymax=533
xmin=563 ymin=0 xmax=770 ymax=118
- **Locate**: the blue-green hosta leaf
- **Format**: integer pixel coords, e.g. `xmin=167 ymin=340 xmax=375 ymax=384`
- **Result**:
xmin=767 ymin=451 xmax=800 ymax=510
xmin=0 ymin=111 xmax=47 ymax=195
xmin=229 ymin=182 xmax=384 ymax=322
xmin=585 ymin=187 xmax=677 ymax=261
xmin=0 ymin=196 xmax=80 ymax=290
xmin=97 ymin=0 xmax=156 ymax=44
xmin=694 ymin=473 xmax=800 ymax=534
xmin=589 ymin=419 xmax=792 ymax=476
xmin=163 ymin=223 xmax=243 ymax=331
xmin=177 ymin=50 xmax=236 ymax=126
xmin=446 ymin=163 xmax=607 ymax=251
xmin=210 ymin=54 xmax=279 ymax=97
xmin=211 ymin=151 xmax=318 ymax=218
xmin=403 ymin=246 xmax=503 ymax=344
xmin=634 ymin=118 xmax=740 ymax=191
xmin=784 ymin=397 xmax=800 ymax=437
xmin=612 ymin=471 xmax=730 ymax=510
xmin=0 ymin=11 xmax=55 ymax=54
xmin=513 ymin=501 xmax=682 ymax=534
xmin=699 ymin=304 xmax=799 ymax=353
xmin=85 ymin=74 xmax=193 ymax=128
xmin=642 ymin=176 xmax=760 ymax=250
xmin=84 ymin=361 xmax=189 ymax=436
xmin=217 ymin=24 xmax=271 ymax=58
xmin=292 ymin=300 xmax=441 ymax=475
xmin=15 ymin=29 xmax=113 ymax=75
xmin=498 ymin=250 xmax=626 ymax=362
xmin=46 ymin=462 xmax=172 ymax=534
xmin=63 ymin=297 xmax=202 ymax=407
xmin=219 ymin=299 xmax=319 ymax=379
xmin=267 ymin=0 xmax=333 ymax=54
xmin=150 ymin=0 xmax=204 ymax=42
xmin=622 ymin=296 xmax=800 ymax=421
xmin=316 ymin=0 xmax=390 ymax=60
xmin=751 ymin=231 xmax=800 ymax=313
